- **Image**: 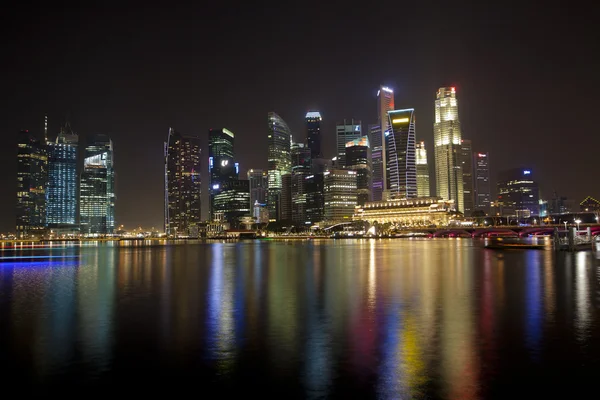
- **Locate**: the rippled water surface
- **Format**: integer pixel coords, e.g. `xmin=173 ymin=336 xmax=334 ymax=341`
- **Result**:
xmin=1 ymin=239 xmax=600 ymax=398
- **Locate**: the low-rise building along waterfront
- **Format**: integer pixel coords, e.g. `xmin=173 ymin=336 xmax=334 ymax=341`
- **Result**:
xmin=354 ymin=197 xmax=456 ymax=227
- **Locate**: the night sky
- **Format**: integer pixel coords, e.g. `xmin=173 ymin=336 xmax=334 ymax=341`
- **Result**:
xmin=1 ymin=3 xmax=597 ymax=232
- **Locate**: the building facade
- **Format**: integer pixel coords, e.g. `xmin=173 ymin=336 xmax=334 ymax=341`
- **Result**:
xmin=291 ymin=142 xmax=311 ymax=224
xmin=434 ymin=87 xmax=464 ymax=212
xmin=280 ymin=173 xmax=292 ymax=221
xmin=305 ymin=173 xmax=325 ymax=224
xmin=460 ymin=139 xmax=474 ymax=217
xmin=324 ymin=169 xmax=357 ymax=223
xmin=80 ymin=134 xmax=115 ymax=235
xmin=164 ymin=128 xmax=201 ymax=237
xmin=336 ymin=119 xmax=361 ymax=167
xmin=212 ymin=179 xmax=250 ymax=229
xmin=46 ymin=123 xmax=79 ymax=232
xmin=374 ymin=86 xmax=395 ymax=200
xmin=209 ymin=128 xmax=237 ymax=219
xmin=267 ymin=112 xmax=292 ymax=220
xmin=369 ymin=124 xmax=384 ymax=202
xmin=415 ymin=141 xmax=430 ymax=197
xmin=306 ymin=111 xmax=322 ymax=159
xmin=497 ymin=168 xmax=539 ymax=218
xmin=345 ymin=136 xmax=371 ymax=206
xmin=386 ymin=109 xmax=417 ymax=199
xmin=16 ymin=130 xmax=48 ymax=237
xmin=474 ymin=152 xmax=491 ymax=214
xmin=247 ymin=169 xmax=268 ymax=211
xmin=354 ymin=197 xmax=455 ymax=227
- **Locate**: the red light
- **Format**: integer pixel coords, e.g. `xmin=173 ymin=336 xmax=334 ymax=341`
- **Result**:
xmin=451 ymin=87 xmax=456 ymax=92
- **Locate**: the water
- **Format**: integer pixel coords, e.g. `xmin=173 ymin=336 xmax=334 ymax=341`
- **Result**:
xmin=1 ymin=239 xmax=600 ymax=398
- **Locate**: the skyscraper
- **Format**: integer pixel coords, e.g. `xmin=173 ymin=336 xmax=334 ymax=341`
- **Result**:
xmin=497 ymin=168 xmax=539 ymax=218
xmin=305 ymin=173 xmax=325 ymax=224
xmin=415 ymin=141 xmax=430 ymax=197
xmin=164 ymin=128 xmax=201 ymax=237
xmin=460 ymin=139 xmax=474 ymax=217
xmin=212 ymin=179 xmax=250 ymax=229
xmin=16 ymin=130 xmax=47 ymax=237
xmin=280 ymin=174 xmax=292 ymax=221
xmin=291 ymin=142 xmax=311 ymax=224
xmin=324 ymin=169 xmax=357 ymax=223
xmin=434 ymin=87 xmax=464 ymax=212
xmin=247 ymin=169 xmax=268 ymax=209
xmin=474 ymin=152 xmax=491 ymax=214
xmin=46 ymin=123 xmax=78 ymax=232
xmin=386 ymin=109 xmax=417 ymax=199
xmin=345 ymin=136 xmax=371 ymax=206
xmin=267 ymin=112 xmax=292 ymax=220
xmin=336 ymin=119 xmax=361 ymax=167
xmin=306 ymin=111 xmax=322 ymax=159
xmin=375 ymin=86 xmax=395 ymax=200
xmin=209 ymin=128 xmax=237 ymax=220
xmin=80 ymin=134 xmax=115 ymax=235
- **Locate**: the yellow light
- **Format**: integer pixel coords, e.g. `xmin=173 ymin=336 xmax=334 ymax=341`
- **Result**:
xmin=392 ymin=118 xmax=409 ymax=124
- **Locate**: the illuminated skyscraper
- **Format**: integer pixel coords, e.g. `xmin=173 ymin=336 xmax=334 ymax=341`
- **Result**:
xmin=374 ymin=86 xmax=394 ymax=200
xmin=209 ymin=128 xmax=237 ymax=220
xmin=434 ymin=87 xmax=463 ymax=212
xmin=267 ymin=112 xmax=292 ymax=220
xmin=336 ymin=119 xmax=361 ymax=167
xmin=247 ymin=169 xmax=268 ymax=210
xmin=324 ymin=169 xmax=357 ymax=223
xmin=497 ymin=168 xmax=539 ymax=218
xmin=386 ymin=109 xmax=417 ymax=199
xmin=306 ymin=111 xmax=322 ymax=159
xmin=46 ymin=123 xmax=78 ymax=232
xmin=369 ymin=124 xmax=384 ymax=201
xmin=345 ymin=136 xmax=371 ymax=206
xmin=212 ymin=179 xmax=250 ymax=229
xmin=16 ymin=130 xmax=47 ymax=237
xmin=474 ymin=152 xmax=491 ymax=214
xmin=460 ymin=139 xmax=474 ymax=217
xmin=79 ymin=134 xmax=115 ymax=235
xmin=415 ymin=141 xmax=430 ymax=197
xmin=291 ymin=142 xmax=311 ymax=224
xmin=164 ymin=128 xmax=201 ymax=237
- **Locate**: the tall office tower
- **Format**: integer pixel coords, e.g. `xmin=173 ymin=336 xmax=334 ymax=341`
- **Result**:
xmin=345 ymin=136 xmax=372 ymax=206
xmin=336 ymin=119 xmax=361 ymax=167
xmin=267 ymin=112 xmax=292 ymax=220
xmin=305 ymin=174 xmax=325 ymax=224
xmin=376 ymin=86 xmax=395 ymax=197
xmin=415 ymin=141 xmax=430 ymax=197
xmin=324 ymin=169 xmax=357 ymax=223
xmin=247 ymin=169 xmax=268 ymax=209
xmin=434 ymin=87 xmax=464 ymax=212
xmin=291 ymin=142 xmax=311 ymax=224
xmin=386 ymin=109 xmax=417 ymax=199
xmin=280 ymin=173 xmax=292 ymax=221
xmin=164 ymin=128 xmax=201 ymax=237
xmin=212 ymin=179 xmax=250 ymax=229
xmin=474 ymin=152 xmax=491 ymax=214
xmin=46 ymin=123 xmax=79 ymax=232
xmin=497 ymin=168 xmax=539 ymax=218
xmin=460 ymin=139 xmax=474 ymax=217
xmin=369 ymin=124 xmax=384 ymax=201
xmin=208 ymin=128 xmax=237 ymax=220
xmin=79 ymin=134 xmax=115 ymax=235
xmin=306 ymin=111 xmax=322 ymax=159
xmin=16 ymin=130 xmax=48 ymax=237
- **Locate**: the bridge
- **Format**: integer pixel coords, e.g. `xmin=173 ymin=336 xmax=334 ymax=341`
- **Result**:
xmin=396 ymin=224 xmax=600 ymax=238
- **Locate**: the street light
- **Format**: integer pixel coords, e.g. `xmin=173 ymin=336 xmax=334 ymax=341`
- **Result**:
xmin=575 ymin=219 xmax=582 ymax=231
xmin=563 ymin=221 xmax=568 ymax=231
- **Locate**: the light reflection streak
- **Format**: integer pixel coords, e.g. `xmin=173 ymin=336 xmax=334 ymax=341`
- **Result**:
xmin=575 ymin=251 xmax=590 ymax=340
xmin=525 ymin=251 xmax=542 ymax=359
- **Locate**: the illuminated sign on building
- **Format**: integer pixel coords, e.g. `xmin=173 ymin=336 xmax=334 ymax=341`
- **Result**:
xmin=392 ymin=118 xmax=409 ymax=124
xmin=523 ymin=170 xmax=531 ymax=175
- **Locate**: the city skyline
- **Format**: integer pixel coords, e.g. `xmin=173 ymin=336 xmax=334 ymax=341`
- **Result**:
xmin=1 ymin=4 xmax=596 ymax=231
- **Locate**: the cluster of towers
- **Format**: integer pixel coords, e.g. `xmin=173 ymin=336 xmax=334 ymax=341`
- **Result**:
xmin=16 ymin=116 xmax=115 ymax=238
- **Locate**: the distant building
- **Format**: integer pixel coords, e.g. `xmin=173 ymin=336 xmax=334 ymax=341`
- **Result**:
xmin=291 ymin=142 xmax=311 ymax=224
xmin=46 ymin=123 xmax=79 ymax=233
xmin=253 ymin=201 xmax=269 ymax=224
xmin=212 ymin=179 xmax=250 ymax=229
xmin=369 ymin=123 xmax=384 ymax=201
xmin=306 ymin=111 xmax=322 ymax=159
xmin=345 ymin=136 xmax=372 ymax=206
xmin=209 ymin=128 xmax=237 ymax=220
xmin=267 ymin=112 xmax=292 ymax=220
xmin=580 ymin=196 xmax=600 ymax=213
xmin=434 ymin=87 xmax=464 ymax=212
xmin=336 ymin=119 xmax=361 ymax=167
xmin=305 ymin=173 xmax=325 ymax=224
xmin=324 ymin=169 xmax=357 ymax=223
xmin=80 ymin=134 xmax=115 ymax=235
xmin=164 ymin=128 xmax=201 ymax=237
xmin=474 ymin=152 xmax=491 ymax=214
xmin=415 ymin=141 xmax=430 ymax=197
xmin=280 ymin=173 xmax=292 ymax=221
xmin=460 ymin=139 xmax=474 ymax=217
xmin=497 ymin=168 xmax=539 ymax=218
xmin=16 ymin=129 xmax=48 ymax=237
xmin=548 ymin=192 xmax=571 ymax=215
xmin=247 ymin=169 xmax=268 ymax=211
xmin=376 ymin=86 xmax=395 ymax=199
xmin=354 ymin=197 xmax=455 ymax=227
xmin=386 ymin=109 xmax=417 ymax=199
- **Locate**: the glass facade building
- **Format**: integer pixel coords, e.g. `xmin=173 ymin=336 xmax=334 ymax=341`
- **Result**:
xmin=247 ymin=169 xmax=268 ymax=211
xmin=345 ymin=136 xmax=371 ymax=206
xmin=386 ymin=109 xmax=417 ymax=199
xmin=212 ymin=179 xmax=250 ymax=229
xmin=434 ymin=87 xmax=463 ymax=212
xmin=305 ymin=173 xmax=325 ymax=224
xmin=460 ymin=139 xmax=474 ymax=217
xmin=415 ymin=141 xmax=430 ymax=197
xmin=474 ymin=152 xmax=491 ymax=214
xmin=16 ymin=130 xmax=48 ymax=237
xmin=306 ymin=111 xmax=322 ymax=159
xmin=164 ymin=128 xmax=201 ymax=237
xmin=267 ymin=112 xmax=292 ymax=220
xmin=336 ymin=119 xmax=361 ymax=167
xmin=324 ymin=169 xmax=357 ymax=223
xmin=80 ymin=134 xmax=115 ymax=235
xmin=46 ymin=123 xmax=79 ymax=231
xmin=291 ymin=142 xmax=311 ymax=224
xmin=497 ymin=168 xmax=539 ymax=218
xmin=208 ymin=128 xmax=237 ymax=220
xmin=369 ymin=124 xmax=384 ymax=202
xmin=376 ymin=86 xmax=394 ymax=199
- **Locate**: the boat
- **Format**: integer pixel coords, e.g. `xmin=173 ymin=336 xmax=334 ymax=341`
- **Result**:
xmin=485 ymin=239 xmax=546 ymax=250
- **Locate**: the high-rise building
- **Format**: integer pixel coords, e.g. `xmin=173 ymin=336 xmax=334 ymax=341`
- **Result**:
xmin=46 ymin=123 xmax=79 ymax=232
xmin=208 ymin=128 xmax=237 ymax=219
xmin=280 ymin=173 xmax=292 ymax=221
xmin=267 ymin=112 xmax=292 ymax=220
xmin=369 ymin=124 xmax=384 ymax=201
xmin=212 ymin=179 xmax=250 ymax=229
xmin=460 ymin=139 xmax=474 ymax=217
xmin=434 ymin=87 xmax=463 ymax=212
xmin=291 ymin=142 xmax=311 ymax=224
xmin=164 ymin=128 xmax=201 ymax=237
xmin=474 ymin=152 xmax=491 ymax=214
xmin=79 ymin=134 xmax=115 ymax=235
xmin=386 ymin=109 xmax=417 ymax=199
xmin=376 ymin=86 xmax=395 ymax=199
xmin=345 ymin=136 xmax=371 ymax=206
xmin=336 ymin=119 xmax=361 ymax=167
xmin=415 ymin=141 xmax=430 ymax=197
xmin=497 ymin=168 xmax=539 ymax=218
xmin=324 ymin=169 xmax=357 ymax=223
xmin=16 ymin=130 xmax=48 ymax=237
xmin=306 ymin=111 xmax=322 ymax=159
xmin=247 ymin=169 xmax=268 ymax=211
xmin=305 ymin=173 xmax=325 ymax=224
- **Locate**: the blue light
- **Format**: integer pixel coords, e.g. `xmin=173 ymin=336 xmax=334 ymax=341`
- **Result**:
xmin=209 ymin=157 xmax=213 ymax=169
xmin=0 ymin=255 xmax=80 ymax=260
xmin=524 ymin=170 xmax=531 ymax=175
xmin=235 ymin=162 xmax=239 ymax=174
xmin=212 ymin=184 xmax=219 ymax=190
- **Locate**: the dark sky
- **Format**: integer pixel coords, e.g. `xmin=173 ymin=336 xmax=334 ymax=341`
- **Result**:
xmin=1 ymin=2 xmax=597 ymax=232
